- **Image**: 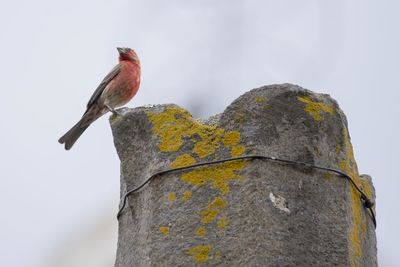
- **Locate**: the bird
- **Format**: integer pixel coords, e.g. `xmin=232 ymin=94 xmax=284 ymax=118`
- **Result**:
xmin=58 ymin=47 xmax=141 ymax=150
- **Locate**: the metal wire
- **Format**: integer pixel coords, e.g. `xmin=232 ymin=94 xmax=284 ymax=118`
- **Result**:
xmin=117 ymin=155 xmax=376 ymax=228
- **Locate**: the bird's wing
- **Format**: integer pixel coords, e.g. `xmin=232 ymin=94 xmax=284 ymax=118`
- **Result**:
xmin=86 ymin=64 xmax=121 ymax=109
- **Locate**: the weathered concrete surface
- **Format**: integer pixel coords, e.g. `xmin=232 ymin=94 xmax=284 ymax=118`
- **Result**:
xmin=111 ymin=84 xmax=376 ymax=266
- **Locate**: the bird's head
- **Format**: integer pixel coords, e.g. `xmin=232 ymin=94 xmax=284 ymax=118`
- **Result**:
xmin=117 ymin=47 xmax=140 ymax=63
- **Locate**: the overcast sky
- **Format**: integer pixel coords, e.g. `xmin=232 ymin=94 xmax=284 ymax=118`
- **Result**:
xmin=1 ymin=0 xmax=399 ymax=266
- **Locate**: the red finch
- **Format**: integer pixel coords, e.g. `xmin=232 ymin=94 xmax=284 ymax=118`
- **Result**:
xmin=58 ymin=47 xmax=141 ymax=150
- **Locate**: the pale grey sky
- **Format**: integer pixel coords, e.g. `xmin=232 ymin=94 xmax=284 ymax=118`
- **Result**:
xmin=1 ymin=0 xmax=399 ymax=266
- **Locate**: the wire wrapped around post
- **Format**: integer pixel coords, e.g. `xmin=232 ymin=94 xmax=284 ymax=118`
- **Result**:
xmin=117 ymin=154 xmax=376 ymax=228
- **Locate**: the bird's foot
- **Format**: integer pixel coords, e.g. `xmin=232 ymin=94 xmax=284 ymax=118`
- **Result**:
xmin=112 ymin=109 xmax=122 ymax=116
xmin=105 ymin=104 xmax=122 ymax=116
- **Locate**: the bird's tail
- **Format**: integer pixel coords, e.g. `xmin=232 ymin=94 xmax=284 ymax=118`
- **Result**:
xmin=58 ymin=118 xmax=90 ymax=150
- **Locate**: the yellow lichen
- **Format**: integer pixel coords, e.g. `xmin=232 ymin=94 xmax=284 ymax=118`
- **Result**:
xmin=146 ymin=107 xmax=188 ymax=152
xmin=217 ymin=217 xmax=228 ymax=229
xmin=234 ymin=111 xmax=245 ymax=123
xmin=222 ymin=131 xmax=245 ymax=157
xmin=314 ymin=146 xmax=321 ymax=156
xmin=159 ymin=226 xmax=170 ymax=236
xmin=147 ymin=106 xmax=225 ymax=158
xmin=196 ymin=226 xmax=206 ymax=237
xmin=338 ymin=160 xmax=347 ymax=171
xmin=324 ymin=172 xmax=333 ymax=180
xmin=170 ymin=154 xmax=196 ymax=168
xmin=231 ymin=145 xmax=245 ymax=157
xmin=252 ymin=96 xmax=270 ymax=110
xmin=254 ymin=96 xmax=267 ymax=104
xmin=181 ymin=161 xmax=247 ymax=195
xmin=187 ymin=245 xmax=212 ymax=263
xmin=200 ymin=197 xmax=227 ymax=224
xmin=297 ymin=96 xmax=334 ymax=122
xmin=109 ymin=113 xmax=123 ymax=124
xmin=146 ymin=106 xmax=249 ymax=264
xmin=338 ymin=127 xmax=370 ymax=267
xmin=214 ymin=251 xmax=221 ymax=258
xmin=200 ymin=209 xmax=219 ymax=224
xmin=359 ymin=179 xmax=374 ymax=200
xmin=208 ymin=196 xmax=226 ymax=209
xmin=182 ymin=190 xmax=193 ymax=201
xmin=336 ymin=144 xmax=341 ymax=154
xmin=194 ymin=141 xmax=218 ymax=159
xmin=168 ymin=192 xmax=176 ymax=203
xmin=223 ymin=131 xmax=241 ymax=147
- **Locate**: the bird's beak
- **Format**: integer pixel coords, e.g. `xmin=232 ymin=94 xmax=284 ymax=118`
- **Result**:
xmin=117 ymin=47 xmax=125 ymax=54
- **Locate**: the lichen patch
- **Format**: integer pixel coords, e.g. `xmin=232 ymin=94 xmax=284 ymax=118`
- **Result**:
xmin=147 ymin=106 xmax=248 ymax=264
xmin=159 ymin=226 xmax=170 ymax=236
xmin=338 ymin=127 xmax=374 ymax=266
xmin=298 ymin=96 xmax=334 ymax=122
xmin=187 ymin=244 xmax=213 ymax=263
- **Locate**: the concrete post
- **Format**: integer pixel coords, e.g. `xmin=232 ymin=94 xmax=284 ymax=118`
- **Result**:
xmin=111 ymin=84 xmax=376 ymax=266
